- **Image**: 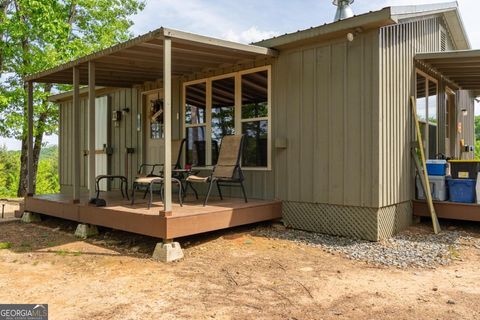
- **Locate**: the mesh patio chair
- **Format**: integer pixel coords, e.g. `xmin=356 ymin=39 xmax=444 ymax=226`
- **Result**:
xmin=186 ymin=134 xmax=247 ymax=206
xmin=131 ymin=139 xmax=187 ymax=208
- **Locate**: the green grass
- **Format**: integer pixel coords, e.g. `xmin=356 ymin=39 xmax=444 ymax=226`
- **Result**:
xmin=55 ymin=250 xmax=82 ymax=256
xmin=448 ymin=245 xmax=461 ymax=259
xmin=55 ymin=250 xmax=68 ymax=256
xmin=0 ymin=242 xmax=12 ymax=249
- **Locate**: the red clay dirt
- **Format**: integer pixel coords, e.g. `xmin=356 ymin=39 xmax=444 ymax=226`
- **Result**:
xmin=0 ymin=218 xmax=479 ymax=320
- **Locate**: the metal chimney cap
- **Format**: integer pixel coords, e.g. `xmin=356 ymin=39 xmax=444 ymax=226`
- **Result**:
xmin=333 ymin=0 xmax=354 ymax=22
xmin=333 ymin=0 xmax=354 ymax=5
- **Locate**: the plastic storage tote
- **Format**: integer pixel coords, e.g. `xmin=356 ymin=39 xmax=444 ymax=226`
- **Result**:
xmin=426 ymin=160 xmax=448 ymax=176
xmin=448 ymin=160 xmax=480 ymax=179
xmin=416 ymin=175 xmax=448 ymax=201
xmin=447 ymin=178 xmax=476 ymax=203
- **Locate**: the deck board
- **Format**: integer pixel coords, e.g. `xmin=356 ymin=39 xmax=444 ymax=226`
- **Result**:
xmin=24 ymin=192 xmax=282 ymax=239
xmin=413 ymin=200 xmax=480 ymax=222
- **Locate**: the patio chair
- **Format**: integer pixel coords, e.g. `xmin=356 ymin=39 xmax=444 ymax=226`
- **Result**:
xmin=186 ymin=134 xmax=247 ymax=206
xmin=136 ymin=138 xmax=187 ymax=179
xmin=131 ymin=139 xmax=187 ymax=208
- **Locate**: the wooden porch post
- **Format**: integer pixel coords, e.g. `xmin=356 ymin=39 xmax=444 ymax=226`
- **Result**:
xmin=88 ymin=61 xmax=96 ymax=200
xmin=163 ymin=37 xmax=172 ymax=213
xmin=27 ymin=81 xmax=34 ymax=196
xmin=72 ymin=67 xmax=81 ymax=202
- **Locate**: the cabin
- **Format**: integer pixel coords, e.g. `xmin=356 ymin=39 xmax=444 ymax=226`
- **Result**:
xmin=22 ymin=2 xmax=478 ymax=253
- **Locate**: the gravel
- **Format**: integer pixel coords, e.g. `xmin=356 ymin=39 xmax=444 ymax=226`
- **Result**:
xmin=255 ymin=225 xmax=480 ymax=269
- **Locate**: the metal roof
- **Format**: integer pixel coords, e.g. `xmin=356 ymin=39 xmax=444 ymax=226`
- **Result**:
xmin=416 ymin=50 xmax=480 ymax=91
xmin=254 ymin=2 xmax=469 ymax=51
xmin=25 ymin=27 xmax=277 ymax=87
xmin=254 ymin=7 xmax=395 ymax=50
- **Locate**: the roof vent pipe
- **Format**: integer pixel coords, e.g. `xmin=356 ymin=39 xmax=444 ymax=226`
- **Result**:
xmin=333 ymin=0 xmax=354 ymax=22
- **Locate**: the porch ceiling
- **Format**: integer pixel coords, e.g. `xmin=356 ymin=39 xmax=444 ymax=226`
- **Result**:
xmin=416 ymin=50 xmax=480 ymax=92
xmin=24 ymin=28 xmax=277 ymax=87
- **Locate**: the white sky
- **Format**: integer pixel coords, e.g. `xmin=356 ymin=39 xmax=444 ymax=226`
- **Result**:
xmin=2 ymin=0 xmax=479 ymax=150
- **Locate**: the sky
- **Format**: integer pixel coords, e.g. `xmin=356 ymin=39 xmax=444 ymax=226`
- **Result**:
xmin=1 ymin=0 xmax=479 ymax=150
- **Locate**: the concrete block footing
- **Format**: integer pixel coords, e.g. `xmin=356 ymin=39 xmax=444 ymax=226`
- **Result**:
xmin=21 ymin=212 xmax=41 ymax=223
xmin=152 ymin=242 xmax=184 ymax=263
xmin=74 ymin=224 xmax=99 ymax=239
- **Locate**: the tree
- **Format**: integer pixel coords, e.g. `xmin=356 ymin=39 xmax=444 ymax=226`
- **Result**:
xmin=0 ymin=0 xmax=145 ymax=196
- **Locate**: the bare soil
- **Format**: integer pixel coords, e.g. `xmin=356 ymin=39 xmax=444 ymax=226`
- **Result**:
xmin=0 ymin=217 xmax=479 ymax=320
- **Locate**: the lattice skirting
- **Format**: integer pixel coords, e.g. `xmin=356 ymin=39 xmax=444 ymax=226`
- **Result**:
xmin=282 ymin=201 xmax=412 ymax=241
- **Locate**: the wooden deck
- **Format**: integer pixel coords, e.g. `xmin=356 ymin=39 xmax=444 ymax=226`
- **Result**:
xmin=413 ymin=200 xmax=480 ymax=222
xmin=24 ymin=192 xmax=282 ymax=239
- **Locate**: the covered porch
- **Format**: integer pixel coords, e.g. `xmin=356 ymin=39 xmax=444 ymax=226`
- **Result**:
xmin=414 ymin=50 xmax=480 ymax=222
xmin=23 ymin=27 xmax=281 ymax=242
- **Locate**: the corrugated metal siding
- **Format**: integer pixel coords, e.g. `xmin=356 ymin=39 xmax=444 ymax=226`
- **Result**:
xmin=378 ymin=16 xmax=450 ymax=207
xmin=58 ymin=15 xmax=473 ymax=207
xmin=59 ymin=31 xmax=380 ymax=205
xmin=272 ymin=30 xmax=380 ymax=207
xmin=59 ymin=79 xmax=183 ymax=193
xmin=59 ymin=88 xmax=144 ymax=191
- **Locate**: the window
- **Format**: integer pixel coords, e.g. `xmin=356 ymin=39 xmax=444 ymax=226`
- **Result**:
xmin=415 ymin=71 xmax=438 ymax=159
xmin=241 ymin=70 xmax=269 ymax=167
xmin=185 ymin=82 xmax=207 ymax=166
xmin=149 ymin=98 xmax=164 ymax=139
xmin=211 ymin=77 xmax=235 ymax=164
xmin=183 ymin=66 xmax=271 ymax=169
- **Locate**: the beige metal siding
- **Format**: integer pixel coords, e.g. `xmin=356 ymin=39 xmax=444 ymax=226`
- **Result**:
xmin=55 ymin=88 xmax=137 ymax=190
xmin=59 ymin=81 xmax=184 ymax=193
xmin=378 ymin=16 xmax=452 ymax=207
xmin=57 ymin=16 xmax=471 ymax=207
xmin=273 ymin=30 xmax=380 ymax=207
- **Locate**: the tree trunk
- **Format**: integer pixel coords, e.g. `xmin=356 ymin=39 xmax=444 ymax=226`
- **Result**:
xmin=31 ymin=113 xmax=47 ymax=194
xmin=17 ymin=136 xmax=28 ymax=197
xmin=17 ymin=113 xmax=48 ymax=197
xmin=17 ymin=84 xmax=52 ymax=197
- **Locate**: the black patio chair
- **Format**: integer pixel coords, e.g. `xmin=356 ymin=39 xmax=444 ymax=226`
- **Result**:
xmin=131 ymin=139 xmax=193 ymax=208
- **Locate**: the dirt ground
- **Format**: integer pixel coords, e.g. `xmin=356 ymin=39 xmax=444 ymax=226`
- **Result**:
xmin=0 ymin=217 xmax=480 ymax=320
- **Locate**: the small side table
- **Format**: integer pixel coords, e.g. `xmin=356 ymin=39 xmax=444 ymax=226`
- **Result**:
xmin=95 ymin=175 xmax=129 ymax=201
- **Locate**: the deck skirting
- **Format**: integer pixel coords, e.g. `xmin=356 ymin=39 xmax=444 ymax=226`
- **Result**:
xmin=282 ymin=201 xmax=412 ymax=241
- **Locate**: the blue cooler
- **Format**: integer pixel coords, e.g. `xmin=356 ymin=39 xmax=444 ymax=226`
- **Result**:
xmin=447 ymin=178 xmax=476 ymax=203
xmin=426 ymin=160 xmax=448 ymax=176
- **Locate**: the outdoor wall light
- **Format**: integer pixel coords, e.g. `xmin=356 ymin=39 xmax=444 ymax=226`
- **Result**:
xmin=461 ymin=108 xmax=468 ymax=117
xmin=346 ymin=27 xmax=363 ymax=42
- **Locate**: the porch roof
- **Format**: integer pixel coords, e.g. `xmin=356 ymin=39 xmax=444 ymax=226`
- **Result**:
xmin=416 ymin=50 xmax=480 ymax=92
xmin=24 ymin=27 xmax=277 ymax=87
